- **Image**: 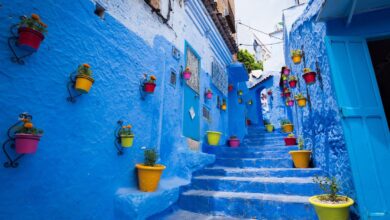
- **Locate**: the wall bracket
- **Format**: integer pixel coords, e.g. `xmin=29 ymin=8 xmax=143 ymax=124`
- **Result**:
xmin=66 ymin=71 xmax=83 ymax=103
xmin=8 ymin=24 xmax=34 ymax=65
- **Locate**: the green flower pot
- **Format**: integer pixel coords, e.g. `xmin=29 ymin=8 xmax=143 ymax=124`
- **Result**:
xmin=309 ymin=195 xmax=354 ymax=220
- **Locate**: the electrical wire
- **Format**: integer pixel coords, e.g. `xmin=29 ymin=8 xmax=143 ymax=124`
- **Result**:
xmin=237 ymin=22 xmax=283 ymax=40
xmin=239 ymin=42 xmax=283 ymax=46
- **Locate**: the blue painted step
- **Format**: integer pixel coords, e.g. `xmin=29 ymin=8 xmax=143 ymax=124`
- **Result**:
xmin=188 ymin=176 xmax=321 ymax=196
xmin=214 ymin=158 xmax=293 ymax=168
xmin=212 ymin=150 xmax=291 ymax=158
xmin=195 ymin=167 xmax=322 ymax=178
xmin=179 ymin=190 xmax=317 ymax=219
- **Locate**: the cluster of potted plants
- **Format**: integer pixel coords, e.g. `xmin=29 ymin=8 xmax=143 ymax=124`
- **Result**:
xmin=136 ymin=148 xmax=165 ymax=192
xmin=303 ymin=68 xmax=317 ymax=85
xmin=295 ymin=93 xmax=307 ymax=107
xmin=284 ymin=133 xmax=297 ymax=145
xmin=264 ymin=119 xmax=274 ymax=132
xmin=288 ymin=137 xmax=311 ymax=168
xmin=143 ymin=74 xmax=157 ymax=93
xmin=75 ymin=63 xmax=95 ymax=94
xmin=291 ymin=49 xmax=303 ymax=64
xmin=281 ymin=119 xmax=293 ymax=133
xmin=309 ymin=176 xmax=354 ymax=220
xmin=119 ymin=124 xmax=134 ymax=147
xmin=182 ymin=67 xmax=192 ymax=80
xmin=205 ymin=89 xmax=213 ymax=99
xmin=228 ymin=135 xmax=240 ymax=148
xmin=17 ymin=14 xmax=47 ymax=51
xmin=206 ymin=131 xmax=222 ymax=146
xmin=14 ymin=116 xmax=44 ymax=154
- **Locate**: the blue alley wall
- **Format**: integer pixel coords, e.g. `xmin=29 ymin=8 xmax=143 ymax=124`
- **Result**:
xmin=284 ymin=0 xmax=356 ymax=211
xmin=0 ymin=0 xmax=234 ymax=219
xmin=228 ymin=82 xmax=248 ymax=140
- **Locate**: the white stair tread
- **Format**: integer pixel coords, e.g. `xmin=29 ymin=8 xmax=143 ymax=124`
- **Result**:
xmin=182 ymin=190 xmax=310 ymax=203
xmin=194 ymin=176 xmax=315 ymax=183
xmin=205 ymin=167 xmax=321 ymax=172
xmin=163 ymin=210 xmax=247 ymax=220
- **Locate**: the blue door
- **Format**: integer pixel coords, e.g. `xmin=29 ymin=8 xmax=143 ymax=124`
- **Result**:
xmin=183 ymin=43 xmax=200 ymax=140
xmin=326 ymin=36 xmax=390 ymax=219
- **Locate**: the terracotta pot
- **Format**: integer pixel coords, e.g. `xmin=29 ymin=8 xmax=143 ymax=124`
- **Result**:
xmin=18 ymin=27 xmax=45 ymax=51
xmin=303 ymin=72 xmax=316 ymax=85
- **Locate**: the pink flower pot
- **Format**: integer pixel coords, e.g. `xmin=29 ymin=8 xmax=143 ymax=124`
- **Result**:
xmin=183 ymin=71 xmax=191 ymax=80
xmin=283 ymin=69 xmax=290 ymax=75
xmin=284 ymin=137 xmax=297 ymax=146
xmin=15 ymin=134 xmax=42 ymax=154
xmin=229 ymin=138 xmax=240 ymax=147
xmin=206 ymin=92 xmax=212 ymax=99
xmin=287 ymin=100 xmax=294 ymax=106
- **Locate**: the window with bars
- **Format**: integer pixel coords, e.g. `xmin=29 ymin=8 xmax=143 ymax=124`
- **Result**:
xmin=185 ymin=46 xmax=200 ymax=93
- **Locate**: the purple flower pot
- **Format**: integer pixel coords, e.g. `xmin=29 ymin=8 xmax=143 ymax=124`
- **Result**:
xmin=15 ymin=133 xmax=42 ymax=154
xmin=183 ymin=71 xmax=191 ymax=80
xmin=288 ymin=100 xmax=294 ymax=106
xmin=229 ymin=138 xmax=240 ymax=148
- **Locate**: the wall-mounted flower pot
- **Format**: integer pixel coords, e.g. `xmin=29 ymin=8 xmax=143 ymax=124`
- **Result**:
xmin=182 ymin=67 xmax=192 ymax=80
xmin=237 ymin=90 xmax=243 ymax=96
xmin=18 ymin=27 xmax=45 ymax=51
xmin=303 ymin=71 xmax=317 ymax=85
xmin=206 ymin=131 xmax=222 ymax=146
xmin=143 ymin=82 xmax=156 ymax=93
xmin=289 ymin=80 xmax=297 ymax=88
xmin=221 ymin=103 xmax=227 ymax=111
xmin=283 ymin=68 xmax=290 ymax=75
xmin=282 ymin=124 xmax=293 ymax=133
xmin=15 ymin=133 xmax=42 ymax=154
xmin=136 ymin=164 xmax=166 ymax=192
xmin=205 ymin=91 xmax=213 ymax=99
xmin=289 ymin=150 xmax=311 ymax=168
xmin=229 ymin=137 xmax=240 ymax=148
xmin=120 ymin=134 xmax=134 ymax=147
xmin=75 ymin=74 xmax=95 ymax=94
xmin=297 ymin=98 xmax=307 ymax=107
xmin=292 ymin=55 xmax=302 ymax=64
xmin=267 ymin=90 xmax=272 ymax=96
xmin=228 ymin=84 xmax=233 ymax=92
xmin=265 ymin=124 xmax=274 ymax=132
xmin=286 ymin=99 xmax=294 ymax=106
xmin=284 ymin=137 xmax=297 ymax=146
xmin=284 ymin=92 xmax=291 ymax=98
xmin=309 ymin=195 xmax=354 ymax=220
xmin=246 ymin=119 xmax=251 ymax=125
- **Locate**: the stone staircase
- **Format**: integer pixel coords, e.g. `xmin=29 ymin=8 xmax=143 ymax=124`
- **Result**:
xmin=156 ymin=127 xmax=321 ymax=220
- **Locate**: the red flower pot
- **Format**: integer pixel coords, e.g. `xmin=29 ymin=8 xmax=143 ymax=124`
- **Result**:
xmin=303 ymin=72 xmax=316 ymax=85
xmin=183 ymin=71 xmax=191 ymax=80
xmin=15 ymin=133 xmax=42 ymax=154
xmin=228 ymin=85 xmax=233 ymax=92
xmin=206 ymin=92 xmax=212 ymax=99
xmin=229 ymin=138 xmax=240 ymax=148
xmin=289 ymin=80 xmax=297 ymax=88
xmin=267 ymin=91 xmax=272 ymax=96
xmin=284 ymin=137 xmax=297 ymax=146
xmin=144 ymin=82 xmax=156 ymax=93
xmin=246 ymin=119 xmax=251 ymax=125
xmin=18 ymin=27 xmax=45 ymax=52
xmin=284 ymin=92 xmax=291 ymax=98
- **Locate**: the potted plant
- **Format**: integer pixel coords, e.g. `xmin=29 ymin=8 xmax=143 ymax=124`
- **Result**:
xmin=247 ymin=100 xmax=253 ymax=105
xmin=286 ymin=97 xmax=294 ymax=107
xmin=309 ymin=176 xmax=354 ymax=220
xmin=143 ymin=74 xmax=157 ymax=93
xmin=136 ymin=148 xmax=166 ymax=192
xmin=75 ymin=63 xmax=95 ymax=94
xmin=17 ymin=14 xmax=48 ymax=51
xmin=282 ymin=75 xmax=288 ymax=85
xmin=267 ymin=89 xmax=272 ymax=96
xmin=182 ymin=67 xmax=191 ymax=80
xmin=228 ymin=135 xmax=240 ymax=148
xmin=246 ymin=119 xmax=251 ymax=125
xmin=205 ymin=89 xmax=213 ymax=99
xmin=283 ymin=88 xmax=291 ymax=98
xmin=237 ymin=90 xmax=243 ymax=96
xmin=281 ymin=119 xmax=293 ymax=133
xmin=119 ymin=124 xmax=134 ymax=147
xmin=206 ymin=131 xmax=222 ymax=146
xmin=303 ymin=68 xmax=317 ymax=85
xmin=282 ymin=66 xmax=290 ymax=75
xmin=295 ymin=93 xmax=307 ymax=107
xmin=291 ymin=49 xmax=303 ymax=64
xmin=14 ymin=117 xmax=43 ymax=154
xmin=288 ymin=75 xmax=297 ymax=88
xmin=228 ymin=84 xmax=233 ymax=92
xmin=289 ymin=137 xmax=312 ymax=168
xmin=238 ymin=97 xmax=243 ymax=104
xmin=264 ymin=119 xmax=274 ymax=132
xmin=284 ymin=133 xmax=297 ymax=146
xmin=221 ymin=99 xmax=227 ymax=111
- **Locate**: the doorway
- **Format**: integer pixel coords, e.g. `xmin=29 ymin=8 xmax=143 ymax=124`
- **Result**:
xmin=367 ymin=38 xmax=390 ymax=129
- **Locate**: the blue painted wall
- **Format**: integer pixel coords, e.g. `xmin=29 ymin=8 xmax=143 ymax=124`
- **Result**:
xmin=228 ymin=82 xmax=248 ymax=140
xmin=0 ymin=0 xmax=232 ymax=219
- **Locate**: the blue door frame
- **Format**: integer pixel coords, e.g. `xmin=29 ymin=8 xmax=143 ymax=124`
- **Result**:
xmin=183 ymin=42 xmax=201 ymax=141
xmin=326 ymin=36 xmax=390 ymax=219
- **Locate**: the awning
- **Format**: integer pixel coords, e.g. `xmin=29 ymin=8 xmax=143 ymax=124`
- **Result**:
xmin=228 ymin=62 xmax=249 ymax=83
xmin=317 ymin=0 xmax=390 ymax=23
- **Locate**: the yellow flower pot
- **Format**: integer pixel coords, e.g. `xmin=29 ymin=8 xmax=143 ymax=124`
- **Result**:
xmin=136 ymin=164 xmax=166 ymax=192
xmin=292 ymin=55 xmax=302 ymax=64
xmin=265 ymin=124 xmax=274 ymax=132
xmin=221 ymin=104 xmax=227 ymax=111
xmin=206 ymin=131 xmax=222 ymax=146
xmin=309 ymin=195 xmax=354 ymax=220
xmin=297 ymin=98 xmax=307 ymax=107
xmin=289 ymin=150 xmax=312 ymax=168
xmin=282 ymin=124 xmax=294 ymax=133
xmin=75 ymin=74 xmax=94 ymax=94
xmin=120 ymin=135 xmax=134 ymax=147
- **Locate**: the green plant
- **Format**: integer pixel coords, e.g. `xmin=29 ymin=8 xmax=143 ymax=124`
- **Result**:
xmin=289 ymin=75 xmax=297 ymax=81
xmin=295 ymin=93 xmax=306 ymax=100
xmin=291 ymin=49 xmax=302 ymax=57
xmin=237 ymin=49 xmax=263 ymax=72
xmin=280 ymin=119 xmax=291 ymax=125
xmin=263 ymin=119 xmax=271 ymax=125
xmin=119 ymin=125 xmax=133 ymax=136
xmin=19 ymin=14 xmax=48 ymax=34
xmin=287 ymin=133 xmax=295 ymax=138
xmin=313 ymin=176 xmax=348 ymax=203
xmin=77 ymin=64 xmax=93 ymax=76
xmin=144 ymin=149 xmax=157 ymax=167
xmin=298 ymin=136 xmax=304 ymax=150
xmin=303 ymin=68 xmax=312 ymax=73
xmin=15 ymin=119 xmax=43 ymax=135
xmin=230 ymin=135 xmax=237 ymax=139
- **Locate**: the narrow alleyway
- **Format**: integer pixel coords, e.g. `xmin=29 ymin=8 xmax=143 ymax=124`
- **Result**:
xmin=158 ymin=126 xmax=322 ymax=219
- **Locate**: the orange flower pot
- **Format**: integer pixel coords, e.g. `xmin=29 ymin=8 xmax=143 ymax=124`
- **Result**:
xmin=282 ymin=124 xmax=293 ymax=133
xmin=75 ymin=75 xmax=94 ymax=94
xmin=297 ymin=98 xmax=307 ymax=107
xmin=289 ymin=150 xmax=312 ymax=168
xmin=292 ymin=55 xmax=302 ymax=64
xmin=136 ymin=164 xmax=166 ymax=192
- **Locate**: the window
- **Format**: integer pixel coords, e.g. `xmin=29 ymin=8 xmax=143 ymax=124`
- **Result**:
xmin=211 ymin=58 xmax=228 ymax=96
xmin=185 ymin=45 xmax=200 ymax=93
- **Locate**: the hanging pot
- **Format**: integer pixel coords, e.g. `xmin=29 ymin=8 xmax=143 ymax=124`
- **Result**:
xmin=15 ymin=133 xmax=42 ymax=154
xmin=183 ymin=71 xmax=191 ymax=80
xmin=75 ymin=74 xmax=95 ymax=94
xmin=297 ymin=98 xmax=307 ymax=107
xmin=283 ymin=68 xmax=290 ymax=75
xmin=205 ymin=92 xmax=213 ymax=99
xmin=303 ymin=72 xmax=317 ymax=85
xmin=18 ymin=27 xmax=45 ymax=51
xmin=144 ymin=82 xmax=156 ymax=93
xmin=292 ymin=55 xmax=302 ymax=64
xmin=289 ymin=80 xmax=297 ymax=88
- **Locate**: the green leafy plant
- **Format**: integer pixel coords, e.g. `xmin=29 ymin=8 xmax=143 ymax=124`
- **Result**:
xmin=15 ymin=119 xmax=43 ymax=135
xmin=295 ymin=93 xmax=306 ymax=100
xmin=291 ymin=49 xmax=302 ymax=57
xmin=237 ymin=49 xmax=263 ymax=72
xmin=289 ymin=75 xmax=297 ymax=81
xmin=298 ymin=136 xmax=304 ymax=150
xmin=313 ymin=176 xmax=348 ymax=203
xmin=287 ymin=133 xmax=295 ymax=138
xmin=144 ymin=148 xmax=157 ymax=167
xmin=77 ymin=64 xmax=93 ymax=76
xmin=19 ymin=14 xmax=48 ymax=34
xmin=119 ymin=125 xmax=133 ymax=136
xmin=263 ymin=119 xmax=271 ymax=125
xmin=303 ymin=68 xmax=312 ymax=73
xmin=280 ymin=119 xmax=291 ymax=125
